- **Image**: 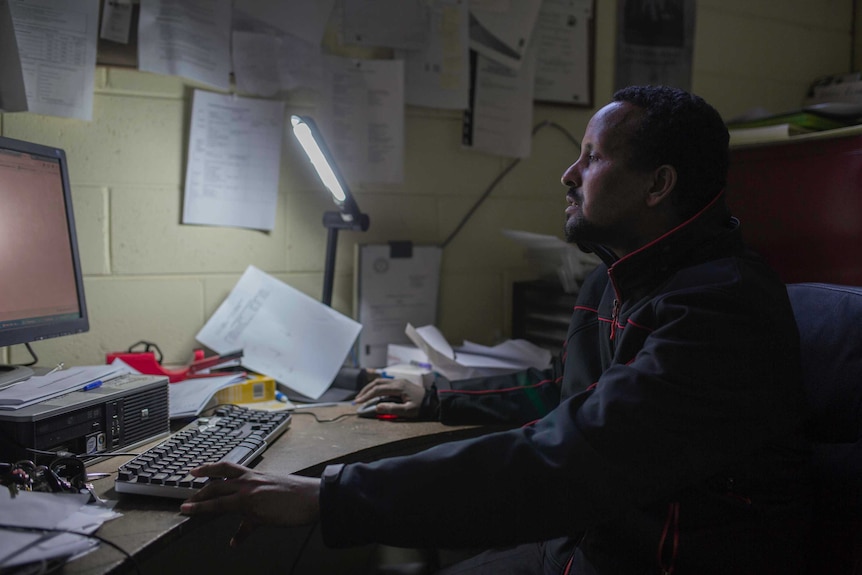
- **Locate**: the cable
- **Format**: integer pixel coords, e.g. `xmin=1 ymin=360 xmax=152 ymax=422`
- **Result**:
xmin=440 ymin=120 xmax=581 ymax=249
xmin=21 ymin=343 xmax=38 ymax=367
xmin=289 ymin=410 xmax=358 ymax=424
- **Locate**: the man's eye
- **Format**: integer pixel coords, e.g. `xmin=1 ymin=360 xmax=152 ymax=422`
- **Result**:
xmin=588 ymin=154 xmax=598 ymax=163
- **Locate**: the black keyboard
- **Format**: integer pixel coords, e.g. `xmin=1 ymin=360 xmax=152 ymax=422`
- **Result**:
xmin=114 ymin=404 xmax=291 ymax=499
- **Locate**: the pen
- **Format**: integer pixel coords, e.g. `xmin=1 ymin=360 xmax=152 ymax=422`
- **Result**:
xmin=409 ymin=360 xmax=432 ymax=369
xmin=46 ymin=362 xmax=65 ymax=376
xmin=82 ymin=380 xmax=103 ymax=391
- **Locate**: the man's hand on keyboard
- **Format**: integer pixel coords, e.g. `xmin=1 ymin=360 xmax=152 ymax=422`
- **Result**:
xmin=180 ymin=462 xmax=320 ymax=547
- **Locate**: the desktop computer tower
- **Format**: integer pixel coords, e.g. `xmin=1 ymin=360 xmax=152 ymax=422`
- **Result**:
xmin=0 ymin=373 xmax=170 ymax=465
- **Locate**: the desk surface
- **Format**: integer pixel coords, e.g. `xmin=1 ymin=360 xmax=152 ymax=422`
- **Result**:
xmin=66 ymin=404 xmax=486 ymax=575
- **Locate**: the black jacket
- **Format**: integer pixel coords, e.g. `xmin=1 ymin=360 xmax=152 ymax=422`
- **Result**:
xmin=320 ymin=193 xmax=813 ymax=574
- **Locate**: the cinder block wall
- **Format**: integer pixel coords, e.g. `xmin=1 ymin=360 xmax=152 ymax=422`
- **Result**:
xmin=0 ymin=0 xmax=852 ymax=369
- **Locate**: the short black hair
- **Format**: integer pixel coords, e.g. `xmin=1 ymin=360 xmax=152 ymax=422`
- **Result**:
xmin=612 ymin=85 xmax=729 ymax=220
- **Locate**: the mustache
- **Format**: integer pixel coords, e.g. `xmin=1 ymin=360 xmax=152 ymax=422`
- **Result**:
xmin=567 ymin=187 xmax=581 ymax=204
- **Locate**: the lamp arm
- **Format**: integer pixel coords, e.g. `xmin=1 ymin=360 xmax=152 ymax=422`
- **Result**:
xmin=321 ymin=211 xmax=371 ymax=306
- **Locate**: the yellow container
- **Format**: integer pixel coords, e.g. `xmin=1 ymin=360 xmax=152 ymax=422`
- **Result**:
xmin=215 ymin=375 xmax=276 ymax=404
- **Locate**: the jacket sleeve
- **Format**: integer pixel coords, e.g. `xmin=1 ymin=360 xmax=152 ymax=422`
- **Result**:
xmin=318 ymin=276 xmax=808 ymax=551
xmin=433 ymin=358 xmax=563 ymax=426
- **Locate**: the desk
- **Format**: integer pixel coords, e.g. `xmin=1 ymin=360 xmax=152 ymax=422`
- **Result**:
xmin=64 ymin=405 xmax=488 ymax=575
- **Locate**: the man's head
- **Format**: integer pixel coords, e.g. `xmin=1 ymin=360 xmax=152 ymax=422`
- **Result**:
xmin=562 ymin=85 xmax=729 ymax=257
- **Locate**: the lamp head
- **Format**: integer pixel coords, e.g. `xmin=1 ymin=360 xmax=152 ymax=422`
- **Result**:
xmin=291 ymin=114 xmax=348 ymax=203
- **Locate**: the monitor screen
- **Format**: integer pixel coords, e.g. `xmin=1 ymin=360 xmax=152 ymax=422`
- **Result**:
xmin=0 ymin=136 xmax=88 ymax=386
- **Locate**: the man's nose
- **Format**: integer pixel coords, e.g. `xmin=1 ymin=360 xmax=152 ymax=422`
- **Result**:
xmin=561 ymin=163 xmax=580 ymax=187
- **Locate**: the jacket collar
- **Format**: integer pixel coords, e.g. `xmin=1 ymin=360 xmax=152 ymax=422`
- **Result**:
xmin=583 ymin=192 xmax=742 ymax=301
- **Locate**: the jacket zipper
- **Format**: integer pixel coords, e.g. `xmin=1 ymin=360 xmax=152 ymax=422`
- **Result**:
xmin=610 ymin=298 xmax=621 ymax=341
xmin=608 ymin=268 xmax=622 ymax=341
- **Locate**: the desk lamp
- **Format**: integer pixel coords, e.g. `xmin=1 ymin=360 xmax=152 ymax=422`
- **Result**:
xmin=290 ymin=114 xmax=370 ymax=306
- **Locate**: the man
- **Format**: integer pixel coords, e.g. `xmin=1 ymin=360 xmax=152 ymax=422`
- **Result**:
xmin=181 ymin=86 xmax=813 ymax=574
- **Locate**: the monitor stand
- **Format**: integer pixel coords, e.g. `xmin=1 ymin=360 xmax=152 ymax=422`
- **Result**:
xmin=0 ymin=365 xmax=34 ymax=390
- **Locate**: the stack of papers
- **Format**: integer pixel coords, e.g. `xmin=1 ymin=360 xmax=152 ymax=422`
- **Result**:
xmin=0 ymin=490 xmax=121 ymax=570
xmin=110 ymin=358 xmax=246 ymax=419
xmin=0 ymin=364 xmax=130 ymax=410
xmin=168 ymin=374 xmax=248 ymax=419
xmin=405 ymin=324 xmax=552 ymax=381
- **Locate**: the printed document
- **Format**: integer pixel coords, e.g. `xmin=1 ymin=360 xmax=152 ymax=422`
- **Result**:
xmin=462 ymin=46 xmax=536 ymax=158
xmin=138 ymin=0 xmax=232 ymax=91
xmin=7 ymin=0 xmax=98 ymax=120
xmin=231 ymin=30 xmax=325 ymax=96
xmin=356 ymin=244 xmax=442 ymax=368
xmin=401 ymin=0 xmax=470 ymax=111
xmin=182 ymin=90 xmax=284 ymax=231
xmin=319 ymin=57 xmax=404 ymax=185
xmin=342 ymin=0 xmax=428 ymax=50
xmin=469 ymin=0 xmax=542 ymax=70
xmin=233 ymin=0 xmax=335 ymax=46
xmin=534 ymin=0 xmax=592 ymax=105
xmin=196 ymin=266 xmax=362 ymax=400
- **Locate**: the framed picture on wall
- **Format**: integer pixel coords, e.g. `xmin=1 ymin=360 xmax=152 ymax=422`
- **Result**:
xmin=533 ymin=0 xmax=595 ymax=107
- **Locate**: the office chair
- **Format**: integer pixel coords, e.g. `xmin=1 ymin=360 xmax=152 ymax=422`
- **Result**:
xmin=787 ymin=283 xmax=862 ymax=574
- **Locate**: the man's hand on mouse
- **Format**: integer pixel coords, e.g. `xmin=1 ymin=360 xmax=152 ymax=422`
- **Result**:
xmin=180 ymin=462 xmax=320 ymax=547
xmin=354 ymin=376 xmax=425 ymax=418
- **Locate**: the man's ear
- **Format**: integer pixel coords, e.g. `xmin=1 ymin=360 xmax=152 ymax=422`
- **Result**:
xmin=645 ymin=164 xmax=677 ymax=208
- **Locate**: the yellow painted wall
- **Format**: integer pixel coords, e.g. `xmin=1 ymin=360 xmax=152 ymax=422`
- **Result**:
xmin=0 ymin=0 xmax=854 ymax=368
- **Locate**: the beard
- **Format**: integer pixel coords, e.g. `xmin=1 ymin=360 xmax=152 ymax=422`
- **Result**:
xmin=564 ymin=211 xmax=596 ymax=244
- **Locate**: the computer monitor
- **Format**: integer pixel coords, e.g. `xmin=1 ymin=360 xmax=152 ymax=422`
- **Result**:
xmin=0 ymin=136 xmax=89 ymax=387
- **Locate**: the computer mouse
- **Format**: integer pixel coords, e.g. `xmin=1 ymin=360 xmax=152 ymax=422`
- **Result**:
xmin=356 ymin=395 xmax=403 ymax=418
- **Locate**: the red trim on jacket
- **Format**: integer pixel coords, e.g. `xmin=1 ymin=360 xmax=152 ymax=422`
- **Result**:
xmin=438 ymin=378 xmax=558 ymax=396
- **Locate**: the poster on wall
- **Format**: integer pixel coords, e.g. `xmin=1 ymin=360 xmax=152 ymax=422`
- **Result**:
xmin=614 ymin=0 xmax=696 ymax=91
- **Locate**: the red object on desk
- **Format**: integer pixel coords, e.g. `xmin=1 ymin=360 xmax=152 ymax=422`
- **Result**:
xmin=105 ymin=349 xmax=243 ymax=383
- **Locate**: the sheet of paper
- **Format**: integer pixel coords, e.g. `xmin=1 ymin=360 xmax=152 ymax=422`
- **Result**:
xmin=182 ymin=90 xmax=284 ymax=230
xmin=469 ymin=0 xmax=542 ymax=69
xmin=0 ymin=0 xmax=26 ymax=112
xmin=406 ymin=324 xmax=552 ymax=381
xmin=400 ymin=0 xmax=470 ymax=111
xmin=138 ymin=0 xmax=232 ymax=91
xmin=168 ymin=373 xmax=246 ymax=419
xmin=356 ymin=244 xmax=442 ymax=368
xmin=341 ymin=0 xmax=428 ymax=50
xmin=319 ymin=56 xmax=404 ymax=185
xmin=277 ymin=33 xmax=326 ymax=92
xmin=99 ymin=0 xmax=133 ymax=44
xmin=195 ymin=265 xmax=363 ymax=400
xmin=406 ymin=324 xmax=474 ymax=380
xmin=231 ymin=30 xmax=326 ymax=96
xmin=456 ymin=339 xmax=551 ymax=370
xmin=7 ymin=0 xmax=98 ymax=120
xmin=231 ymin=31 xmax=280 ymax=97
xmin=233 ymin=0 xmax=336 ymax=46
xmin=0 ymin=490 xmax=119 ymax=569
xmin=533 ymin=0 xmax=592 ymax=105
xmin=462 ymin=47 xmax=536 ymax=158
xmin=0 ymin=364 xmax=130 ymax=409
